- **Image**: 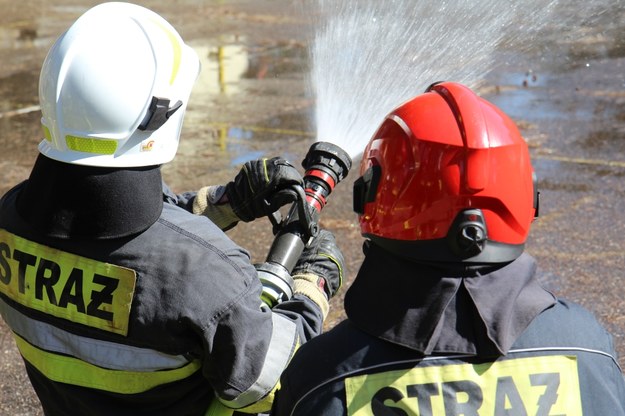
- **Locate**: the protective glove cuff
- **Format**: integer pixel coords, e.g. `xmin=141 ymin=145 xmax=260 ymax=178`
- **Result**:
xmin=193 ymin=186 xmax=240 ymax=231
xmin=292 ymin=253 xmax=344 ymax=299
xmin=293 ymin=273 xmax=330 ymax=319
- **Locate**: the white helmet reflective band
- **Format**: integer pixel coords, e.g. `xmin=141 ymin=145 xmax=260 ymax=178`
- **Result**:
xmin=38 ymin=2 xmax=200 ymax=167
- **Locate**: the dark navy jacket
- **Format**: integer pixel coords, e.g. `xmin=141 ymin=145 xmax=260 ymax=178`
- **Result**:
xmin=0 ymin=157 xmax=324 ymax=415
xmin=272 ymin=244 xmax=625 ymax=415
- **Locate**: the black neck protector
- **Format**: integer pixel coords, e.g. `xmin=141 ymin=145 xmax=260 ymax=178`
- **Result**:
xmin=17 ymin=154 xmax=163 ymax=240
xmin=345 ymin=242 xmax=555 ymax=355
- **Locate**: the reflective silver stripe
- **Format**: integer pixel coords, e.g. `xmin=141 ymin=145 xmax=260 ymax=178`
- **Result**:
xmin=220 ymin=309 xmax=298 ymax=408
xmin=289 ymin=347 xmax=622 ymax=415
xmin=508 ymin=347 xmax=622 ymax=370
xmin=0 ymin=298 xmax=189 ymax=371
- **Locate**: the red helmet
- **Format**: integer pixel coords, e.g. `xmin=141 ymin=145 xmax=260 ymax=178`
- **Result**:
xmin=353 ymin=81 xmax=539 ymax=264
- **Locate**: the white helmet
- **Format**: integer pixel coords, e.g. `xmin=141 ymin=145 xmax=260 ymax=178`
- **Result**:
xmin=38 ymin=2 xmax=200 ymax=167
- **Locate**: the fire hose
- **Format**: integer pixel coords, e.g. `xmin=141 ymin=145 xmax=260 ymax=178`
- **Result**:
xmin=256 ymin=142 xmax=352 ymax=307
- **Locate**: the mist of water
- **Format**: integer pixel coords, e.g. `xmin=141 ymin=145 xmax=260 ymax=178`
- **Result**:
xmin=301 ymin=0 xmax=560 ymax=159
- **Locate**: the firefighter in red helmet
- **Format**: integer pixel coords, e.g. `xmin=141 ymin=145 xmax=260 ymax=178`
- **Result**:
xmin=272 ymin=82 xmax=625 ymax=415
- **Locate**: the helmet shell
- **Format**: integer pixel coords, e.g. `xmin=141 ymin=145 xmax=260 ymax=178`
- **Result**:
xmin=38 ymin=2 xmax=200 ymax=167
xmin=355 ymin=82 xmax=537 ymax=263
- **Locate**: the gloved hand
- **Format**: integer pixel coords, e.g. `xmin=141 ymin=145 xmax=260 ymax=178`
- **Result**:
xmin=225 ymin=157 xmax=303 ymax=222
xmin=292 ymin=229 xmax=345 ymax=300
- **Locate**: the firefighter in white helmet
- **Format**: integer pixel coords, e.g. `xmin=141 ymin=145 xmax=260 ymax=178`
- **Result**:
xmin=0 ymin=2 xmax=344 ymax=415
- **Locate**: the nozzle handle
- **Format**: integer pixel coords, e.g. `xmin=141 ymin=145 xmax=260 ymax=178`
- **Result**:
xmin=256 ymin=142 xmax=351 ymax=306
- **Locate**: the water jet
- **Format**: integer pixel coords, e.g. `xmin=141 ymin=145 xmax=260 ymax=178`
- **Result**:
xmin=302 ymin=0 xmax=560 ymax=159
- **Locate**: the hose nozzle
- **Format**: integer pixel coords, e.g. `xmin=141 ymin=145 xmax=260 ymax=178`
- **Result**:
xmin=256 ymin=141 xmax=352 ymax=307
xmin=301 ymin=141 xmax=352 ymax=213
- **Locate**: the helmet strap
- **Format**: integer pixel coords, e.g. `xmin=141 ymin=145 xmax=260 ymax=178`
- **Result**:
xmin=138 ymin=96 xmax=183 ymax=131
xmin=353 ymin=165 xmax=381 ymax=214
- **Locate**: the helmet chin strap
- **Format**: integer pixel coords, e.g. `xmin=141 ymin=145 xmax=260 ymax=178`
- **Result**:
xmin=138 ymin=96 xmax=183 ymax=131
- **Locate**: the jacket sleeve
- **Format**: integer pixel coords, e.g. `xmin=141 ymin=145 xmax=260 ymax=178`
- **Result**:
xmin=162 ymin=182 xmax=239 ymax=231
xmin=183 ymin=233 xmax=325 ymax=413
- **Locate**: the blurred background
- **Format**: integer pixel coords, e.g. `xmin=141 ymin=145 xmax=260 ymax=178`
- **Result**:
xmin=1 ymin=1 xmax=624 ymax=413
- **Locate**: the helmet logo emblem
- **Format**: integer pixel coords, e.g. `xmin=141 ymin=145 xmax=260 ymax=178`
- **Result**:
xmin=141 ymin=140 xmax=155 ymax=152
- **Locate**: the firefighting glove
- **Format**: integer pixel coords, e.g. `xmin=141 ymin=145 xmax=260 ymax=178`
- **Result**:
xmin=190 ymin=185 xmax=236 ymax=231
xmin=291 ymin=230 xmax=345 ymax=318
xmin=225 ymin=157 xmax=304 ymax=222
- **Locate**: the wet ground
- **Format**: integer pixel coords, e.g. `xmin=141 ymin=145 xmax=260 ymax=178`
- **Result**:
xmin=1 ymin=1 xmax=624 ymax=414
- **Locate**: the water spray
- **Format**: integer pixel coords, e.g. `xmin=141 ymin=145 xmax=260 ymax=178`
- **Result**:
xmin=256 ymin=141 xmax=352 ymax=307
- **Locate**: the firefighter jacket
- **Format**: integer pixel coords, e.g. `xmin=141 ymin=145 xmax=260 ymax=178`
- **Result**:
xmin=0 ymin=155 xmax=325 ymax=415
xmin=272 ymin=243 xmax=625 ymax=415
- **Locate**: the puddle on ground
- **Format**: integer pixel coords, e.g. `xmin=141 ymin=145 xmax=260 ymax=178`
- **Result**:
xmin=1 ymin=2 xmax=625 ymax=414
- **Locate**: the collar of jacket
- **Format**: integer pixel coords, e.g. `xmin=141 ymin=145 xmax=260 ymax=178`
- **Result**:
xmin=16 ymin=154 xmax=163 ymax=240
xmin=344 ymin=243 xmax=556 ymax=356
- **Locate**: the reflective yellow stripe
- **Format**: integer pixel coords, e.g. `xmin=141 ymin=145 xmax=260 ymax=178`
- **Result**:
xmin=262 ymin=158 xmax=270 ymax=183
xmin=15 ymin=334 xmax=201 ymax=394
xmin=345 ymin=355 xmax=582 ymax=415
xmin=151 ymin=19 xmax=181 ymax=85
xmin=65 ymin=135 xmax=117 ymax=155
xmin=42 ymin=124 xmax=52 ymax=142
xmin=205 ymin=399 xmax=234 ymax=416
xmin=0 ymin=229 xmax=136 ymax=335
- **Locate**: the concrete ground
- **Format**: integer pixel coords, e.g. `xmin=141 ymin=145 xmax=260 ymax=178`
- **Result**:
xmin=1 ymin=1 xmax=624 ymax=414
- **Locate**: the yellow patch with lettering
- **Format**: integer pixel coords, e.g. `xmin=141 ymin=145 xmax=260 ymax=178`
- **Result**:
xmin=0 ymin=229 xmax=136 ymax=335
xmin=345 ymin=355 xmax=582 ymax=415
